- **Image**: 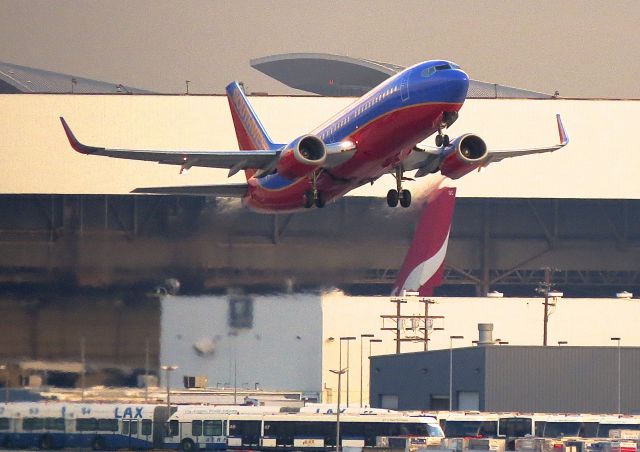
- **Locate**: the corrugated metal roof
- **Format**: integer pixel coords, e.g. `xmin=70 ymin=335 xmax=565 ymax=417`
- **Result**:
xmin=0 ymin=61 xmax=151 ymax=94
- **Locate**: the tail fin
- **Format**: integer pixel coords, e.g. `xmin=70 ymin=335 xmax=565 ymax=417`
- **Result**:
xmin=392 ymin=187 xmax=457 ymax=296
xmin=226 ymin=82 xmax=279 ymax=180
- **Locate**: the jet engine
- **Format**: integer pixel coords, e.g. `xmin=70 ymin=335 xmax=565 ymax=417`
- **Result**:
xmin=275 ymin=135 xmax=327 ymax=178
xmin=439 ymin=134 xmax=488 ymax=179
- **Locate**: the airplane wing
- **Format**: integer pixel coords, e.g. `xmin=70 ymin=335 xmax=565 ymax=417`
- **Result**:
xmin=131 ymin=184 xmax=248 ymax=197
xmin=61 ymin=117 xmax=356 ymax=175
xmin=406 ymin=114 xmax=569 ymax=176
xmin=60 ymin=117 xmax=278 ymax=176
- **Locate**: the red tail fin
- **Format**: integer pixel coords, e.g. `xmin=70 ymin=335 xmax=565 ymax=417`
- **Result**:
xmin=392 ymin=187 xmax=457 ymax=296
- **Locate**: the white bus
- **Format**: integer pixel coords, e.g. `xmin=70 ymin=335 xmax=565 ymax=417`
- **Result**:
xmin=165 ymin=406 xmax=443 ymax=451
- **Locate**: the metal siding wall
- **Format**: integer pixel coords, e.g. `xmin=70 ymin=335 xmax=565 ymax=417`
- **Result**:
xmin=486 ymin=347 xmax=640 ymax=413
xmin=370 ymin=348 xmax=485 ymax=411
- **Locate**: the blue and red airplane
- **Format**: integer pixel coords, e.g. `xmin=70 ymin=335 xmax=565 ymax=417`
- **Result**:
xmin=60 ymin=59 xmax=568 ymax=213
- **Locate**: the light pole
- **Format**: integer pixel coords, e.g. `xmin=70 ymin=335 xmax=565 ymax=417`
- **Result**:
xmin=360 ymin=334 xmax=375 ymax=407
xmin=161 ymin=365 xmax=179 ymax=411
xmin=611 ymin=337 xmax=621 ymax=413
xmin=0 ymin=365 xmax=8 ymax=402
xmin=340 ymin=337 xmax=356 ymax=407
xmin=449 ymin=335 xmax=464 ymax=411
xmin=329 ymin=367 xmax=347 ymax=452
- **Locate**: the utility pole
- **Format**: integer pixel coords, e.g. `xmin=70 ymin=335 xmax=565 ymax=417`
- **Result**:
xmin=382 ymin=294 xmax=444 ymax=353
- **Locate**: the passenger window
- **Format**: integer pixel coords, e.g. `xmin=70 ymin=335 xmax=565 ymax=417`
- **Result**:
xmin=77 ymin=418 xmax=98 ymax=431
xmin=98 ymin=419 xmax=118 ymax=432
xmin=130 ymin=420 xmax=138 ymax=435
xmin=122 ymin=421 xmax=130 ymax=435
xmin=23 ymin=417 xmax=45 ymax=430
xmin=192 ymin=420 xmax=203 ymax=436
xmin=204 ymin=420 xmax=222 ymax=436
xmin=45 ymin=417 xmax=65 ymax=431
xmin=142 ymin=419 xmax=152 ymax=436
xmin=0 ymin=417 xmax=9 ymax=430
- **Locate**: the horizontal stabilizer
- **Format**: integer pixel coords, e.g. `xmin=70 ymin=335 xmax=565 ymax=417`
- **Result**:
xmin=131 ymin=184 xmax=248 ymax=197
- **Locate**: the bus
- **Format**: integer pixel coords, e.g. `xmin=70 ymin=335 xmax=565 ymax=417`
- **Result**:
xmin=0 ymin=402 xmax=170 ymax=450
xmin=165 ymin=406 xmax=443 ymax=451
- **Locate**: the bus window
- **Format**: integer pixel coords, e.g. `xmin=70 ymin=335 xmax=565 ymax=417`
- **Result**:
xmin=23 ymin=418 xmax=45 ymax=430
xmin=97 ymin=419 xmax=118 ymax=432
xmin=142 ymin=419 xmax=152 ymax=436
xmin=45 ymin=418 xmax=65 ymax=431
xmin=599 ymin=423 xmax=640 ymax=438
xmin=229 ymin=420 xmax=261 ymax=446
xmin=192 ymin=420 xmax=202 ymax=436
xmin=499 ymin=418 xmax=532 ymax=437
xmin=203 ymin=420 xmax=222 ymax=436
xmin=168 ymin=420 xmax=179 ymax=437
xmin=130 ymin=420 xmax=138 ymax=435
xmin=122 ymin=421 xmax=129 ymax=435
xmin=0 ymin=418 xmax=9 ymax=430
xmin=123 ymin=420 xmax=138 ymax=435
xmin=77 ymin=418 xmax=98 ymax=431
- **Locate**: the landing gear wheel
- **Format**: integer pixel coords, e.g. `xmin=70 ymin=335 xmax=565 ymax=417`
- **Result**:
xmin=435 ymin=134 xmax=443 ymax=147
xmin=387 ymin=189 xmax=399 ymax=207
xmin=303 ymin=191 xmax=314 ymax=209
xmin=442 ymin=134 xmax=450 ymax=147
xmin=399 ymin=189 xmax=412 ymax=208
xmin=314 ymin=192 xmax=325 ymax=208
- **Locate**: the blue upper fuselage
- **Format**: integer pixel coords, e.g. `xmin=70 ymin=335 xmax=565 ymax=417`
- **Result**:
xmin=312 ymin=60 xmax=469 ymax=144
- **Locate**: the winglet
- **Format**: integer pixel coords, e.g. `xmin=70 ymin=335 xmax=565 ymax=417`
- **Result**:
xmin=556 ymin=114 xmax=569 ymax=146
xmin=59 ymin=117 xmax=103 ymax=154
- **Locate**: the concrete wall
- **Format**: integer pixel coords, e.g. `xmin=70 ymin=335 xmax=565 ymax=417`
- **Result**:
xmin=2 ymin=94 xmax=640 ymax=199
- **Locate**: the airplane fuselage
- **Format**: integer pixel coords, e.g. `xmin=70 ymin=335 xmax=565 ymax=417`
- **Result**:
xmin=244 ymin=60 xmax=469 ymax=211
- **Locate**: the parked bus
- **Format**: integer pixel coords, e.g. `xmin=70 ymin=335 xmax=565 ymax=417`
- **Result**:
xmin=165 ymin=406 xmax=443 ymax=451
xmin=0 ymin=402 xmax=170 ymax=450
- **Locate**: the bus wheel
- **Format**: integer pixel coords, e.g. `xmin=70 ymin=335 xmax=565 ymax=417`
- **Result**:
xmin=39 ymin=435 xmax=53 ymax=450
xmin=180 ymin=438 xmax=196 ymax=451
xmin=91 ymin=436 xmax=106 ymax=451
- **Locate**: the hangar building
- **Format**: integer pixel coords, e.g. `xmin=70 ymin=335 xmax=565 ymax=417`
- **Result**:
xmin=370 ymin=343 xmax=640 ymax=414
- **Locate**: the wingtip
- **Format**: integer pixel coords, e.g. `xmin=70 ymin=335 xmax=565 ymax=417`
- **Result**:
xmin=556 ymin=114 xmax=569 ymax=145
xmin=59 ymin=117 xmax=99 ymax=154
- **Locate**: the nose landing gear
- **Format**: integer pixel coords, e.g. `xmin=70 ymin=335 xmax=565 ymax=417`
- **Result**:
xmin=387 ymin=167 xmax=412 ymax=208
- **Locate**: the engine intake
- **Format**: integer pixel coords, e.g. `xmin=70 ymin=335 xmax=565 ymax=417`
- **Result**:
xmin=276 ymin=135 xmax=327 ymax=178
xmin=439 ymin=134 xmax=488 ymax=179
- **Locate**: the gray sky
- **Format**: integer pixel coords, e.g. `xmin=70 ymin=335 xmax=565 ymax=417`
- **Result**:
xmin=1 ymin=0 xmax=639 ymax=97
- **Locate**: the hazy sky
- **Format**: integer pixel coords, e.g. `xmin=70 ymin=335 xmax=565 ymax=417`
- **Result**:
xmin=1 ymin=0 xmax=639 ymax=98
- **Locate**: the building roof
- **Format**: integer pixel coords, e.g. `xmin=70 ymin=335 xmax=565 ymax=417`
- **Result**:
xmin=0 ymin=61 xmax=150 ymax=94
xmin=251 ymin=53 xmax=553 ymax=99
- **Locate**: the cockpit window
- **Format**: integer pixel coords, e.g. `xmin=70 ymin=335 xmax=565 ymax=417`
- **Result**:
xmin=421 ymin=67 xmax=436 ymax=77
xmin=435 ymin=64 xmax=452 ymax=71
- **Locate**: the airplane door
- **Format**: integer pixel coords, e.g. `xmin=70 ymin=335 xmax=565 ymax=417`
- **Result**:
xmin=400 ymin=73 xmax=409 ymax=101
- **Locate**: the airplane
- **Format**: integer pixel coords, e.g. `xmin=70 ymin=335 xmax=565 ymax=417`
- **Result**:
xmin=392 ymin=186 xmax=457 ymax=297
xmin=60 ymin=59 xmax=568 ymax=213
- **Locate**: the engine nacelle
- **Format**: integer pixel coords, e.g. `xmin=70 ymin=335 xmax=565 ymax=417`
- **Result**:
xmin=275 ymin=135 xmax=327 ymax=178
xmin=439 ymin=134 xmax=488 ymax=179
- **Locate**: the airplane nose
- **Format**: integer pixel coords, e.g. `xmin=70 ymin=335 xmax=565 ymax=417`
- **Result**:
xmin=438 ymin=69 xmax=469 ymax=102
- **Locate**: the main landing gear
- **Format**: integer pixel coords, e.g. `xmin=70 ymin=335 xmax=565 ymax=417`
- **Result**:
xmin=303 ymin=171 xmax=325 ymax=208
xmin=387 ymin=167 xmax=412 ymax=208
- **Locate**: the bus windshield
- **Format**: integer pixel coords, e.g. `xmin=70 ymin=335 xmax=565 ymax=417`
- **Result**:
xmin=445 ymin=421 xmax=496 ymax=438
